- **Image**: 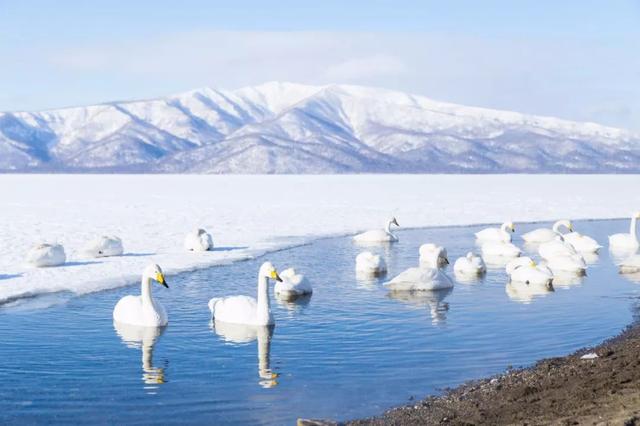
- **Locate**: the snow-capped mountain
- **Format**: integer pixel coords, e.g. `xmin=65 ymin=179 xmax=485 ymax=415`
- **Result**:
xmin=1 ymin=82 xmax=638 ymax=173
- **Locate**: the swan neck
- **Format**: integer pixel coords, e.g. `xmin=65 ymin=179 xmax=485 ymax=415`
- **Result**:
xmin=256 ymin=275 xmax=271 ymax=324
xmin=631 ymin=216 xmax=638 ymax=239
xmin=141 ymin=275 xmax=154 ymax=307
xmin=500 ymin=223 xmax=510 ymax=238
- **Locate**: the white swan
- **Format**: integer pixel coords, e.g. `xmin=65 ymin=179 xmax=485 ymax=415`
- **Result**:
xmin=113 ymin=264 xmax=169 ymax=327
xmin=521 ymin=220 xmax=572 ymax=243
xmin=562 ymin=231 xmax=601 ymax=253
xmin=84 ymin=235 xmax=123 ymax=257
xmin=453 ymin=252 xmax=486 ymax=276
xmin=618 ymin=255 xmax=640 ymax=274
xmin=475 ymin=221 xmax=515 ymax=243
xmin=419 ymin=244 xmax=449 ymax=268
xmin=113 ymin=322 xmax=166 ymax=387
xmin=538 ymin=235 xmax=577 ymax=259
xmin=384 ymin=266 xmax=453 ymax=291
xmin=509 ymin=259 xmax=554 ymax=286
xmin=184 ymin=228 xmax=214 ymax=251
xmin=212 ymin=322 xmax=278 ymax=388
xmin=26 ymin=243 xmax=66 ymax=267
xmin=543 ymin=254 xmax=586 ymax=275
xmin=505 ymin=256 xmax=539 ymax=275
xmin=609 ymin=212 xmax=640 ymax=250
xmin=274 ymin=268 xmax=312 ymax=299
xmin=208 ymin=262 xmax=281 ymax=326
xmin=353 ymin=217 xmax=399 ymax=243
xmin=481 ymin=240 xmax=522 ymax=258
xmin=355 ymin=251 xmax=387 ymax=277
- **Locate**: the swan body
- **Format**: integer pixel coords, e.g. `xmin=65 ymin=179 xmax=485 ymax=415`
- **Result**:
xmin=113 ymin=264 xmax=169 ymax=327
xmin=544 ymin=254 xmax=586 ymax=274
xmin=208 ymin=262 xmax=281 ymax=326
xmin=355 ymin=251 xmax=387 ymax=276
xmin=538 ymin=236 xmax=577 ymax=259
xmin=618 ymin=255 xmax=640 ymax=274
xmin=521 ymin=220 xmax=572 ymax=243
xmin=419 ymin=244 xmax=449 ymax=268
xmin=26 ymin=243 xmax=66 ymax=267
xmin=353 ymin=218 xmax=399 ymax=243
xmin=453 ymin=252 xmax=486 ymax=276
xmin=609 ymin=212 xmax=640 ymax=250
xmin=509 ymin=260 xmax=554 ymax=286
xmin=184 ymin=228 xmax=214 ymax=251
xmin=562 ymin=232 xmax=601 ymax=253
xmin=505 ymin=256 xmax=539 ymax=276
xmin=475 ymin=222 xmax=515 ymax=243
xmin=84 ymin=235 xmax=123 ymax=257
xmin=481 ymin=241 xmax=521 ymax=258
xmin=274 ymin=268 xmax=312 ymax=298
xmin=384 ymin=266 xmax=453 ymax=291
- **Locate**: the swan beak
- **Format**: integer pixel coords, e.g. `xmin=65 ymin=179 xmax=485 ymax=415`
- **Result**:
xmin=271 ymin=270 xmax=282 ymax=282
xmin=156 ymin=272 xmax=169 ymax=288
xmin=444 ymin=258 xmax=449 ymax=265
xmin=393 ymin=218 xmax=400 ymax=226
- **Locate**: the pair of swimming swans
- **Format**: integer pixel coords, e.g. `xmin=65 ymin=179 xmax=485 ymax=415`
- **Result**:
xmin=385 ymin=245 xmax=453 ymax=291
xmin=524 ymin=220 xmax=601 ymax=253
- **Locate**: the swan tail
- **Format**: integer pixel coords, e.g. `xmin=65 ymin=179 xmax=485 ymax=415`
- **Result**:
xmin=208 ymin=298 xmax=221 ymax=316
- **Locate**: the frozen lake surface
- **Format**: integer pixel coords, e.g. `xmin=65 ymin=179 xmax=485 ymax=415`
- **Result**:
xmin=1 ymin=219 xmax=639 ymax=424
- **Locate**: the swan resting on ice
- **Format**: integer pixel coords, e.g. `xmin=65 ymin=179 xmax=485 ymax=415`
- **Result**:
xmin=384 ymin=266 xmax=453 ymax=291
xmin=84 ymin=235 xmax=123 ymax=257
xmin=355 ymin=251 xmax=387 ymax=277
xmin=184 ymin=228 xmax=214 ymax=251
xmin=274 ymin=268 xmax=312 ymax=299
xmin=521 ymin=220 xmax=572 ymax=243
xmin=208 ymin=262 xmax=282 ymax=326
xmin=419 ymin=243 xmax=449 ymax=268
xmin=26 ymin=243 xmax=66 ymax=267
xmin=475 ymin=221 xmax=515 ymax=243
xmin=453 ymin=252 xmax=486 ymax=276
xmin=353 ymin=217 xmax=400 ymax=243
xmin=113 ymin=263 xmax=169 ymax=327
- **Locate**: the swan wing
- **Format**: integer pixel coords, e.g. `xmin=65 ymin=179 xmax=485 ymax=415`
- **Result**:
xmin=211 ymin=295 xmax=258 ymax=324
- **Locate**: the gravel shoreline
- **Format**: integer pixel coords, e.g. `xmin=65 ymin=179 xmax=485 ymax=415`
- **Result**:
xmin=304 ymin=323 xmax=640 ymax=425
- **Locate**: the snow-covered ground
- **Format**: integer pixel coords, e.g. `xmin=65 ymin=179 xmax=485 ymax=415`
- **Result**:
xmin=1 ymin=174 xmax=639 ymax=305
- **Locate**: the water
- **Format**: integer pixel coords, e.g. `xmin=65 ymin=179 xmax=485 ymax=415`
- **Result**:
xmin=1 ymin=219 xmax=640 ymax=424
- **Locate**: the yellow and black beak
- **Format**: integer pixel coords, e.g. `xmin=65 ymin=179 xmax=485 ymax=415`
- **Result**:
xmin=270 ymin=270 xmax=282 ymax=282
xmin=156 ymin=272 xmax=169 ymax=288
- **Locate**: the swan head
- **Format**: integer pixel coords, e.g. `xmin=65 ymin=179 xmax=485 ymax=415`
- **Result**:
xmin=635 ymin=211 xmax=640 ymax=219
xmin=259 ymin=262 xmax=282 ymax=282
xmin=390 ymin=217 xmax=400 ymax=227
xmin=144 ymin=263 xmax=168 ymax=288
xmin=507 ymin=222 xmax=515 ymax=233
xmin=196 ymin=228 xmax=207 ymax=236
xmin=466 ymin=252 xmax=474 ymax=260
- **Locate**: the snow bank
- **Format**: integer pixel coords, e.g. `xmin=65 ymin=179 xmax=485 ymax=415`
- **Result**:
xmin=0 ymin=174 xmax=638 ymax=305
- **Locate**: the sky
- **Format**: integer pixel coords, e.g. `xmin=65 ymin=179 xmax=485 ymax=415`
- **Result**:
xmin=1 ymin=0 xmax=639 ymax=130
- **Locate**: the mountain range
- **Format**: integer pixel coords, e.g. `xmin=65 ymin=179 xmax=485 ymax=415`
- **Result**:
xmin=1 ymin=82 xmax=638 ymax=173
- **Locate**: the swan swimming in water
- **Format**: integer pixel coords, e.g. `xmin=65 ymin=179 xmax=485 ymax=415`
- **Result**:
xmin=609 ymin=212 xmax=640 ymax=250
xmin=544 ymin=254 xmax=587 ymax=275
xmin=475 ymin=221 xmax=515 ymax=243
xmin=26 ymin=243 xmax=66 ymax=267
xmin=84 ymin=235 xmax=123 ymax=257
xmin=509 ymin=259 xmax=554 ymax=287
xmin=353 ymin=218 xmax=400 ymax=243
xmin=384 ymin=266 xmax=453 ymax=291
xmin=521 ymin=220 xmax=572 ymax=244
xmin=481 ymin=240 xmax=522 ymax=258
xmin=184 ymin=228 xmax=214 ymax=251
xmin=355 ymin=251 xmax=387 ymax=277
xmin=419 ymin=244 xmax=449 ymax=268
xmin=562 ymin=231 xmax=601 ymax=253
xmin=274 ymin=268 xmax=312 ymax=299
xmin=113 ymin=264 xmax=169 ymax=327
xmin=453 ymin=252 xmax=486 ymax=276
xmin=208 ymin=262 xmax=281 ymax=326
xmin=538 ymin=235 xmax=577 ymax=259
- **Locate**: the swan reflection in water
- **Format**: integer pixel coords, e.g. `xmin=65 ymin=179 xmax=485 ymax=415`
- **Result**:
xmin=212 ymin=321 xmax=278 ymax=388
xmin=505 ymin=280 xmax=554 ymax=304
xmin=551 ymin=271 xmax=586 ymax=289
xmin=275 ymin=293 xmax=312 ymax=315
xmin=113 ymin=321 xmax=167 ymax=392
xmin=387 ymin=288 xmax=453 ymax=325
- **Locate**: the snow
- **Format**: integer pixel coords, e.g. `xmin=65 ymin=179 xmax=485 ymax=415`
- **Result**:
xmin=1 ymin=174 xmax=639 ymax=305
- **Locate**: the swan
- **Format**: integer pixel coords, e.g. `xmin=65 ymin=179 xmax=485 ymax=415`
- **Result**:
xmin=274 ymin=268 xmax=312 ymax=299
xmin=419 ymin=244 xmax=449 ymax=268
xmin=208 ymin=262 xmax=281 ymax=326
xmin=212 ymin=322 xmax=277 ymax=388
xmin=384 ymin=266 xmax=453 ymax=291
xmin=521 ymin=220 xmax=572 ymax=243
xmin=113 ymin=263 xmax=169 ymax=327
xmin=538 ymin=235 xmax=577 ymax=259
xmin=26 ymin=243 xmax=66 ymax=267
xmin=453 ymin=252 xmax=486 ymax=276
xmin=481 ymin=241 xmax=522 ymax=258
xmin=509 ymin=259 xmax=554 ymax=286
xmin=353 ymin=217 xmax=399 ymax=243
xmin=618 ymin=255 xmax=640 ymax=274
xmin=84 ymin=235 xmax=123 ymax=257
xmin=506 ymin=256 xmax=538 ymax=275
xmin=475 ymin=221 xmax=515 ymax=243
xmin=184 ymin=228 xmax=214 ymax=251
xmin=355 ymin=251 xmax=387 ymax=277
xmin=114 ymin=321 xmax=166 ymax=387
xmin=543 ymin=254 xmax=586 ymax=275
xmin=609 ymin=212 xmax=640 ymax=250
xmin=562 ymin=231 xmax=601 ymax=253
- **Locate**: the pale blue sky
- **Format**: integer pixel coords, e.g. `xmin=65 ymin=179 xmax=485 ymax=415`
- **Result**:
xmin=1 ymin=0 xmax=639 ymax=129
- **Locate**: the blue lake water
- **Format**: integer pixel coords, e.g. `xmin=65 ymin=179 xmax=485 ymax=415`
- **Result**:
xmin=1 ymin=219 xmax=639 ymax=424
